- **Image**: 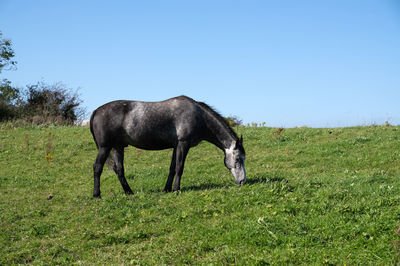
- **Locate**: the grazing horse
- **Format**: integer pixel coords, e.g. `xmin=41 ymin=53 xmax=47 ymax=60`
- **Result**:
xmin=90 ymin=95 xmax=246 ymax=198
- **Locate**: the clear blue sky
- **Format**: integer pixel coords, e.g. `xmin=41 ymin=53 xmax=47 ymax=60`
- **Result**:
xmin=1 ymin=0 xmax=399 ymax=127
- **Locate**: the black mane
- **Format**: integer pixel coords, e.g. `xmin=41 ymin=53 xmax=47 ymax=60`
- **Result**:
xmin=195 ymin=100 xmax=239 ymax=141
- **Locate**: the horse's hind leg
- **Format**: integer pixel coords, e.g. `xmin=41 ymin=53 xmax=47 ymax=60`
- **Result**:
xmin=164 ymin=148 xmax=177 ymax=192
xmin=112 ymin=147 xmax=133 ymax=195
xmin=173 ymin=141 xmax=190 ymax=191
xmin=93 ymin=146 xmax=111 ymax=198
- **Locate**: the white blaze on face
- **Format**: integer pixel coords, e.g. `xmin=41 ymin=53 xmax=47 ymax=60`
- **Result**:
xmin=224 ymin=142 xmax=236 ymax=167
xmin=225 ymin=141 xmax=246 ymax=185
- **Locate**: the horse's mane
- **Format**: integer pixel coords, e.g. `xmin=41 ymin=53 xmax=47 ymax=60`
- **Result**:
xmin=195 ymin=100 xmax=238 ymax=141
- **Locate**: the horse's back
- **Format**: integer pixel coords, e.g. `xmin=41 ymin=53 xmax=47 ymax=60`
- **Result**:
xmin=91 ymin=96 xmax=204 ymax=149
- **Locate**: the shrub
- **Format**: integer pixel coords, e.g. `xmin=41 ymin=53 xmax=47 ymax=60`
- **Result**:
xmin=225 ymin=115 xmax=243 ymax=127
xmin=22 ymin=82 xmax=85 ymax=124
xmin=0 ymin=80 xmax=85 ymax=125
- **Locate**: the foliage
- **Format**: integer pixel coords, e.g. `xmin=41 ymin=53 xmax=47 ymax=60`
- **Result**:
xmin=22 ymin=81 xmax=85 ymax=124
xmin=0 ymin=79 xmax=21 ymax=120
xmin=0 ymin=126 xmax=399 ymax=264
xmin=0 ymin=31 xmax=84 ymax=125
xmin=0 ymin=31 xmax=16 ymax=73
xmin=0 ymin=81 xmax=85 ymax=124
xmin=0 ymin=31 xmax=18 ymax=120
xmin=225 ymin=115 xmax=243 ymax=127
xmin=0 ymin=79 xmax=19 ymax=104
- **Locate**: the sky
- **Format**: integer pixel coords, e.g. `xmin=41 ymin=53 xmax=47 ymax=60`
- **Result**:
xmin=0 ymin=0 xmax=399 ymax=127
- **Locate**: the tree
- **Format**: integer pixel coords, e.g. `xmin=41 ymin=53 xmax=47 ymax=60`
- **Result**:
xmin=0 ymin=79 xmax=20 ymax=104
xmin=0 ymin=79 xmax=21 ymax=120
xmin=0 ymin=31 xmax=19 ymax=120
xmin=0 ymin=31 xmax=17 ymax=73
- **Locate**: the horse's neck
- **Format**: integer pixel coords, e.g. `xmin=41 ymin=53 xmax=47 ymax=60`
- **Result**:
xmin=204 ymin=113 xmax=236 ymax=151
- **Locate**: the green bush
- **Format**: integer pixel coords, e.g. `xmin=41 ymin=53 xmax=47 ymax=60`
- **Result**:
xmin=225 ymin=115 xmax=243 ymax=127
xmin=0 ymin=80 xmax=85 ymax=125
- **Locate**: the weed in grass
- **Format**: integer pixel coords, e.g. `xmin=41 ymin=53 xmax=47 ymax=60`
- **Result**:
xmin=44 ymin=153 xmax=53 ymax=162
xmin=393 ymin=224 xmax=400 ymax=265
xmin=43 ymin=130 xmax=54 ymax=162
xmin=274 ymin=127 xmax=284 ymax=135
xmin=136 ymin=148 xmax=142 ymax=159
xmin=24 ymin=133 xmax=29 ymax=150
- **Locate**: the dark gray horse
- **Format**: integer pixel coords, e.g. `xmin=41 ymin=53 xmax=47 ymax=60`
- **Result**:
xmin=90 ymin=95 xmax=246 ymax=198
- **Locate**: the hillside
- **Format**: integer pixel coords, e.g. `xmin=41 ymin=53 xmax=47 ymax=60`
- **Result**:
xmin=0 ymin=125 xmax=399 ymax=264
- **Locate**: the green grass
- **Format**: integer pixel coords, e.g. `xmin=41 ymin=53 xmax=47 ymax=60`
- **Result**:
xmin=1 ymin=124 xmax=400 ymax=264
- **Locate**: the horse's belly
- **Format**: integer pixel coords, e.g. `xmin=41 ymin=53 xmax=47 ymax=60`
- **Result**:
xmin=129 ymin=138 xmax=175 ymax=150
xmin=125 ymin=128 xmax=177 ymax=150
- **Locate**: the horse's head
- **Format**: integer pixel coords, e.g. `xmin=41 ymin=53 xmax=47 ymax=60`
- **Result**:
xmin=224 ymin=135 xmax=246 ymax=185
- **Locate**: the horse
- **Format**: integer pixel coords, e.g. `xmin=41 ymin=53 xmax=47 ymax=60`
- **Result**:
xmin=89 ymin=95 xmax=246 ymax=198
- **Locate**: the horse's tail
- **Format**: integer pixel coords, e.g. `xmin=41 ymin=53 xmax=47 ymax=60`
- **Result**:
xmin=90 ymin=109 xmax=114 ymax=169
xmin=89 ymin=110 xmax=98 ymax=149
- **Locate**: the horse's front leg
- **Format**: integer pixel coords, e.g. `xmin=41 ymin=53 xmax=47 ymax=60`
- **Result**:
xmin=173 ymin=141 xmax=190 ymax=191
xmin=112 ymin=147 xmax=133 ymax=195
xmin=164 ymin=148 xmax=176 ymax=192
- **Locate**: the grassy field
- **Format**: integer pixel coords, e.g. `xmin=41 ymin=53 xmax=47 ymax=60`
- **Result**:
xmin=1 ymin=124 xmax=399 ymax=264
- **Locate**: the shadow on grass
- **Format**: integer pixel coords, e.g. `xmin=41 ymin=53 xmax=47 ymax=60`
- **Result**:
xmin=181 ymin=183 xmax=231 ymax=192
xmin=127 ymin=173 xmax=292 ymax=193
xmin=145 ymin=183 xmax=230 ymax=193
xmin=181 ymin=175 xmax=291 ymax=192
xmin=246 ymin=175 xmax=289 ymax=185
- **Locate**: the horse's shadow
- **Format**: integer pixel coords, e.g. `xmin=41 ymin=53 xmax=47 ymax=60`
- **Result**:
xmin=143 ymin=174 xmax=290 ymax=193
xmin=147 ymin=183 xmax=228 ymax=193
xmin=181 ymin=183 xmax=230 ymax=192
xmin=182 ymin=175 xmax=289 ymax=191
xmin=245 ymin=175 xmax=289 ymax=185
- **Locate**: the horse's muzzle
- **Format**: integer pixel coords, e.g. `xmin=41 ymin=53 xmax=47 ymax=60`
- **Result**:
xmin=237 ymin=179 xmax=246 ymax=186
